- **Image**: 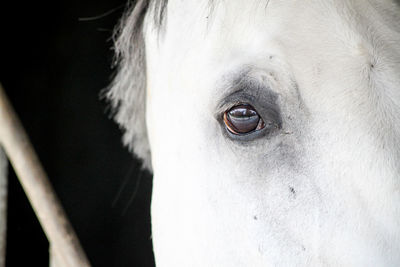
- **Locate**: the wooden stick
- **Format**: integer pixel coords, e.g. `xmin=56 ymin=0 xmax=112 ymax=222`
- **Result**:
xmin=0 ymin=83 xmax=91 ymax=267
xmin=0 ymin=149 xmax=7 ymax=267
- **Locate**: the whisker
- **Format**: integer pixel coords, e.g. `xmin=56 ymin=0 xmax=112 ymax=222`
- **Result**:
xmin=78 ymin=5 xmax=124 ymax=22
xmin=112 ymin=162 xmax=136 ymax=208
xmin=122 ymin=170 xmax=143 ymax=215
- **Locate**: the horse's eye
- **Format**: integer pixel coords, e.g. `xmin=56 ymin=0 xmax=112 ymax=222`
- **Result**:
xmin=223 ymin=104 xmax=265 ymax=135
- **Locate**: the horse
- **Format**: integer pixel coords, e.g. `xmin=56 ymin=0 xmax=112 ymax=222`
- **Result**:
xmin=107 ymin=0 xmax=400 ymax=266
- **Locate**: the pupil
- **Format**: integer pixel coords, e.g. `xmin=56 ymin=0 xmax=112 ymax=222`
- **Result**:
xmin=229 ymin=106 xmax=257 ymax=118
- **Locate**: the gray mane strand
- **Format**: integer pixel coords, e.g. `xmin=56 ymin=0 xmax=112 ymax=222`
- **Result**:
xmin=105 ymin=0 xmax=168 ymax=171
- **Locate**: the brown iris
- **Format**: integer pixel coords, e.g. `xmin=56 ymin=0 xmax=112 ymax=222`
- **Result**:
xmin=223 ymin=104 xmax=265 ymax=135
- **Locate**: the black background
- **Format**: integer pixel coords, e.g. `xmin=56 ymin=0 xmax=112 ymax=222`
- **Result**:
xmin=0 ymin=0 xmax=155 ymax=266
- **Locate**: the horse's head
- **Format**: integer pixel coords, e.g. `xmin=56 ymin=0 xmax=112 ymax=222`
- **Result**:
xmin=108 ymin=0 xmax=400 ymax=265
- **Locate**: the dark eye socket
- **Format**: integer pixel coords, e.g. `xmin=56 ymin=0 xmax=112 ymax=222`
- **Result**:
xmin=223 ymin=104 xmax=265 ymax=135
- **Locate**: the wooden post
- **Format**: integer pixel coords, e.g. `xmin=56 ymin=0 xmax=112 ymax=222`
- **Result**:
xmin=49 ymin=245 xmax=62 ymax=267
xmin=0 ymin=83 xmax=91 ymax=267
xmin=0 ymin=149 xmax=7 ymax=267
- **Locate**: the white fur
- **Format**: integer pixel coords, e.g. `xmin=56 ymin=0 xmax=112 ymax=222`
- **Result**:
xmin=142 ymin=1 xmax=400 ymax=266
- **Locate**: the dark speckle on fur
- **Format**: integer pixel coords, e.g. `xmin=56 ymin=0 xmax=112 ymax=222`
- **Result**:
xmin=289 ymin=186 xmax=296 ymax=198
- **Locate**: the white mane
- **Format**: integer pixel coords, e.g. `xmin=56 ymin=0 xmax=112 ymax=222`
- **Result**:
xmin=106 ymin=0 xmax=167 ymax=170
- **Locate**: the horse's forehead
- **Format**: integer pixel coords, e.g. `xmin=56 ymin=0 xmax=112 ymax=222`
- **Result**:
xmin=147 ymin=0 xmax=374 ymax=96
xmin=153 ymin=0 xmax=374 ymax=64
xmin=164 ymin=0 xmax=352 ymax=41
